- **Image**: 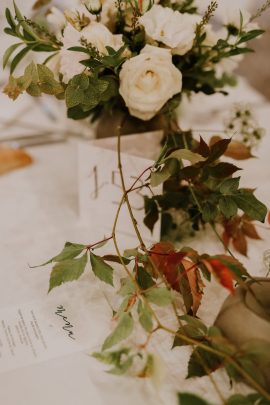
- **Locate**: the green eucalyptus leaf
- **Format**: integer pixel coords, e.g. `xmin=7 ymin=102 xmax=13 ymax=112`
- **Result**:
xmin=90 ymin=252 xmax=114 ymax=286
xmin=145 ymin=287 xmax=172 ymax=307
xmin=48 ymin=253 xmax=88 ymax=292
xmin=102 ymin=313 xmax=134 ymax=351
xmin=27 ymin=83 xmax=42 ymax=96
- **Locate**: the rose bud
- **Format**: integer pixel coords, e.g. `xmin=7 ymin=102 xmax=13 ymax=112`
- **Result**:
xmin=82 ymin=0 xmax=102 ymax=15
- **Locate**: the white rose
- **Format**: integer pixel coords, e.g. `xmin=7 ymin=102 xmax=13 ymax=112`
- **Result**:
xmin=46 ymin=7 xmax=67 ymax=38
xmin=119 ymin=45 xmax=182 ymax=121
xmin=60 ymin=22 xmax=125 ymax=83
xmin=139 ymin=5 xmax=200 ymax=55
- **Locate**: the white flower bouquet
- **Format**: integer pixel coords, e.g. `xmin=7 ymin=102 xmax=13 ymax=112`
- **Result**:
xmin=3 ymin=0 xmax=265 ymax=125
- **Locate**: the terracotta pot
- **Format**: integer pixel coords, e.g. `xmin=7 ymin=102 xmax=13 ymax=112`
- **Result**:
xmin=214 ymin=278 xmax=270 ymax=391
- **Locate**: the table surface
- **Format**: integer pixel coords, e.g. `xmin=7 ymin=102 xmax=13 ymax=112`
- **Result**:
xmin=1 ymin=66 xmax=270 ymax=405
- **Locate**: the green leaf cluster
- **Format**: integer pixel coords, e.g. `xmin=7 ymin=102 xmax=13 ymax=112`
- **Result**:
xmin=4 ymin=3 xmax=61 ymax=73
xmin=144 ymin=137 xmax=267 ymax=238
xmin=4 ymin=62 xmax=64 ymax=100
xmin=172 ymin=315 xmax=207 ymax=348
xmin=92 ymin=347 xmax=135 ymax=375
xmin=66 ymin=73 xmax=118 ymax=120
xmin=33 ymin=241 xmax=116 ymax=292
xmin=102 ymin=313 xmax=134 ymax=350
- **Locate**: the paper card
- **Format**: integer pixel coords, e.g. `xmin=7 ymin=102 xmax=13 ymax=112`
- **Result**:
xmin=78 ymin=131 xmax=163 ymax=248
xmin=0 ymin=289 xmax=109 ymax=374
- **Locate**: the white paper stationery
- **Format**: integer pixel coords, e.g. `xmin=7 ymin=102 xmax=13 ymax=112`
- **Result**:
xmin=0 ymin=289 xmax=109 ymax=373
xmin=78 ymin=131 xmax=163 ymax=246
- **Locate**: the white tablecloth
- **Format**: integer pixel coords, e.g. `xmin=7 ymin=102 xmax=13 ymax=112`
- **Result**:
xmin=0 ymin=77 xmax=270 ymax=405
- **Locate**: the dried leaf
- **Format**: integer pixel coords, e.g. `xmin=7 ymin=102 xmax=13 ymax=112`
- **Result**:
xmin=232 ymin=231 xmax=248 ymax=256
xmin=242 ymin=221 xmax=261 ymax=240
xmin=149 ymin=243 xmax=203 ymax=314
xmin=225 ymin=141 xmax=254 ymax=160
xmin=185 ymin=267 xmax=204 ymax=315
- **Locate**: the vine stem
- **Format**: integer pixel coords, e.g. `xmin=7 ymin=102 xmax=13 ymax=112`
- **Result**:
xmin=111 ymin=192 xmax=161 ymax=327
xmin=115 ymin=125 xmax=226 ymax=404
xmin=105 ymin=124 xmax=270 ymax=402
xmin=161 ymin=324 xmax=270 ymax=401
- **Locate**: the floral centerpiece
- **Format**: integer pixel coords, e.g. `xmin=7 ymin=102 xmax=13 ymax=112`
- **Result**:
xmin=3 ymin=2 xmax=270 ymax=403
xmin=3 ymin=0 xmax=269 ymax=249
xmin=3 ymin=0 xmax=265 ymax=123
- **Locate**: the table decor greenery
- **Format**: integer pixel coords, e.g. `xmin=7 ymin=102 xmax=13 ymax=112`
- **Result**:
xmin=33 ymin=126 xmax=270 ymax=404
xmin=3 ymin=0 xmax=269 ymax=253
xmin=3 ymin=1 xmax=270 ymax=404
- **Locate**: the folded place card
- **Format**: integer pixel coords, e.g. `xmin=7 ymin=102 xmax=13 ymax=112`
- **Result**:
xmin=78 ymin=131 xmax=163 ymax=248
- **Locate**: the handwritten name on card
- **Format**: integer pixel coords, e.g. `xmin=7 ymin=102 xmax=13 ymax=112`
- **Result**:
xmin=78 ymin=133 xmax=162 ymax=247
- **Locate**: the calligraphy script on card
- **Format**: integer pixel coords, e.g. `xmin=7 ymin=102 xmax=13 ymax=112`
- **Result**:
xmin=55 ymin=305 xmax=75 ymax=340
xmin=78 ymin=136 xmax=162 ymax=246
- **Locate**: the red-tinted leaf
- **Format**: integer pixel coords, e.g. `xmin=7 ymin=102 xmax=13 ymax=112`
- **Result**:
xmin=149 ymin=242 xmax=203 ymax=314
xmin=232 ymin=231 xmax=248 ymax=256
xmin=242 ymin=221 xmax=261 ymax=240
xmin=222 ymin=230 xmax=231 ymax=248
xmin=185 ymin=267 xmax=204 ymax=315
xmin=203 ymin=258 xmax=235 ymax=293
xmin=149 ymin=242 xmax=186 ymax=291
xmin=268 ymin=211 xmax=270 ymax=225
xmin=213 ymin=255 xmax=249 ymax=279
xmin=207 ymin=138 xmax=231 ymax=163
xmin=209 ymin=162 xmax=241 ymax=178
xmin=210 ymin=136 xmax=254 ymax=160
xmin=197 ymin=136 xmax=210 ymax=157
